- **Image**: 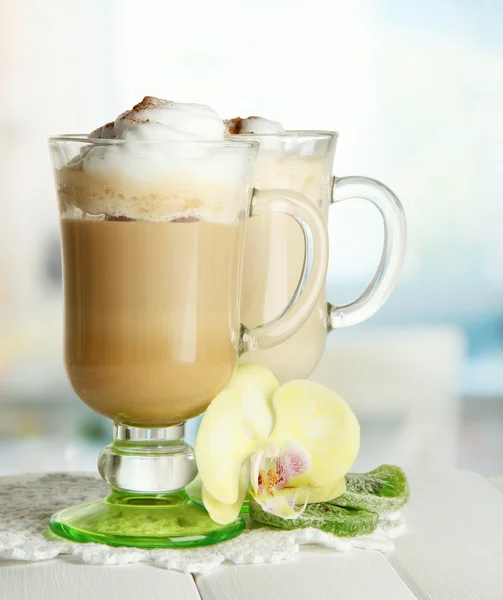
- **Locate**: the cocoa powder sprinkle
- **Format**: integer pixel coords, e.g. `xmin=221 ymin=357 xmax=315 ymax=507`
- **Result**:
xmin=226 ymin=117 xmax=244 ymax=134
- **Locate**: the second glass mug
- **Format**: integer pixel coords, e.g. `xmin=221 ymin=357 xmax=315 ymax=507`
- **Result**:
xmin=48 ymin=137 xmax=329 ymax=548
xmin=238 ymin=131 xmax=407 ymax=382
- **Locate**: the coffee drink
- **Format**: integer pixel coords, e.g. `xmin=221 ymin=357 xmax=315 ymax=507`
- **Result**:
xmin=55 ymin=97 xmax=250 ymax=426
xmin=229 ymin=117 xmax=405 ymax=384
xmin=239 ymin=142 xmax=333 ymax=382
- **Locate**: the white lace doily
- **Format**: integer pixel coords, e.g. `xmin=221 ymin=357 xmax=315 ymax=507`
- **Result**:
xmin=0 ymin=473 xmax=405 ymax=573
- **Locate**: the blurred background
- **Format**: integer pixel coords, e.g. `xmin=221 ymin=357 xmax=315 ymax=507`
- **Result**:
xmin=0 ymin=0 xmax=502 ymax=476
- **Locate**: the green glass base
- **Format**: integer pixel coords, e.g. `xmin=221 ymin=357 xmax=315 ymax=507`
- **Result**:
xmin=186 ymin=477 xmax=250 ymax=514
xmin=50 ymin=490 xmax=245 ymax=549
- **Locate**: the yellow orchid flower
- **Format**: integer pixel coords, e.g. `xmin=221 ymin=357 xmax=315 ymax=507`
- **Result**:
xmin=195 ymin=365 xmax=360 ymax=525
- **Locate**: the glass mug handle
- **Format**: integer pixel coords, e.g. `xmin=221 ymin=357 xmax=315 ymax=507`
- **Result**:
xmin=328 ymin=176 xmax=407 ymax=329
xmin=240 ymin=188 xmax=329 ymax=353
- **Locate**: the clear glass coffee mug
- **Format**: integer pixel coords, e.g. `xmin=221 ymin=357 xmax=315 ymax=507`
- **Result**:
xmin=48 ymin=136 xmax=329 ymax=548
xmin=238 ymin=132 xmax=406 ymax=382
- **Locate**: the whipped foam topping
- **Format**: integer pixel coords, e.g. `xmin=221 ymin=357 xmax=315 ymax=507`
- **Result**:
xmin=90 ymin=96 xmax=226 ymax=141
xmin=57 ymin=97 xmax=251 ymax=223
xmin=225 ymin=116 xmax=285 ymax=135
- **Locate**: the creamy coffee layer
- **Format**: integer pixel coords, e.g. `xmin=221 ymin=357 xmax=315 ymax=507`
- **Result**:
xmin=63 ymin=218 xmax=242 ymax=426
xmin=240 ymin=152 xmax=331 ymax=382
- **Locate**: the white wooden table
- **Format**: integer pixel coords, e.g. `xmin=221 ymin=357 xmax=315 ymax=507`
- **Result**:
xmin=1 ymin=470 xmax=502 ymax=600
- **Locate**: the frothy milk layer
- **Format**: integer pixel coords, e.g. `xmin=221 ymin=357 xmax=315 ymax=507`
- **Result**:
xmin=253 ymin=152 xmax=329 ymax=209
xmin=57 ymin=97 xmax=251 ymax=222
xmin=225 ymin=116 xmax=329 ymax=198
xmin=56 ymin=154 xmax=250 ymax=222
xmin=90 ymin=97 xmax=226 ymax=142
xmin=225 ymin=116 xmax=285 ymax=135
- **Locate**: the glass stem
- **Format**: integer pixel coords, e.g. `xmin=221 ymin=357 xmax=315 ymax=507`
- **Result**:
xmin=98 ymin=422 xmax=198 ymax=494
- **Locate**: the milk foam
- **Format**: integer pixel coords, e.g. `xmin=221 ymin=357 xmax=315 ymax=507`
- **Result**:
xmin=252 ymin=153 xmax=329 ymax=209
xmin=90 ymin=97 xmax=226 ymax=142
xmin=225 ymin=115 xmax=329 ymax=208
xmin=225 ymin=116 xmax=285 ymax=135
xmin=57 ymin=97 xmax=253 ymax=223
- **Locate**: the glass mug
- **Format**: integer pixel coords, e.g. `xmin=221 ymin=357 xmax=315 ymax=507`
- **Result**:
xmin=48 ymin=137 xmax=329 ymax=548
xmin=238 ymin=132 xmax=406 ymax=382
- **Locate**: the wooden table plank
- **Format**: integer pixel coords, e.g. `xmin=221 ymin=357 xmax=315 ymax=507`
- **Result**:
xmin=0 ymin=559 xmax=202 ymax=600
xmin=195 ymin=548 xmax=417 ymax=600
xmin=388 ymin=470 xmax=503 ymax=600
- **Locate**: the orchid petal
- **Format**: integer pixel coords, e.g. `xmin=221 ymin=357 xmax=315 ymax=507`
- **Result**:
xmin=195 ymin=366 xmax=278 ymax=505
xmin=202 ymin=460 xmax=250 ymax=525
xmin=195 ymin=387 xmax=255 ymax=504
xmin=270 ymin=381 xmax=360 ymax=489
xmin=232 ymin=365 xmax=278 ymax=441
